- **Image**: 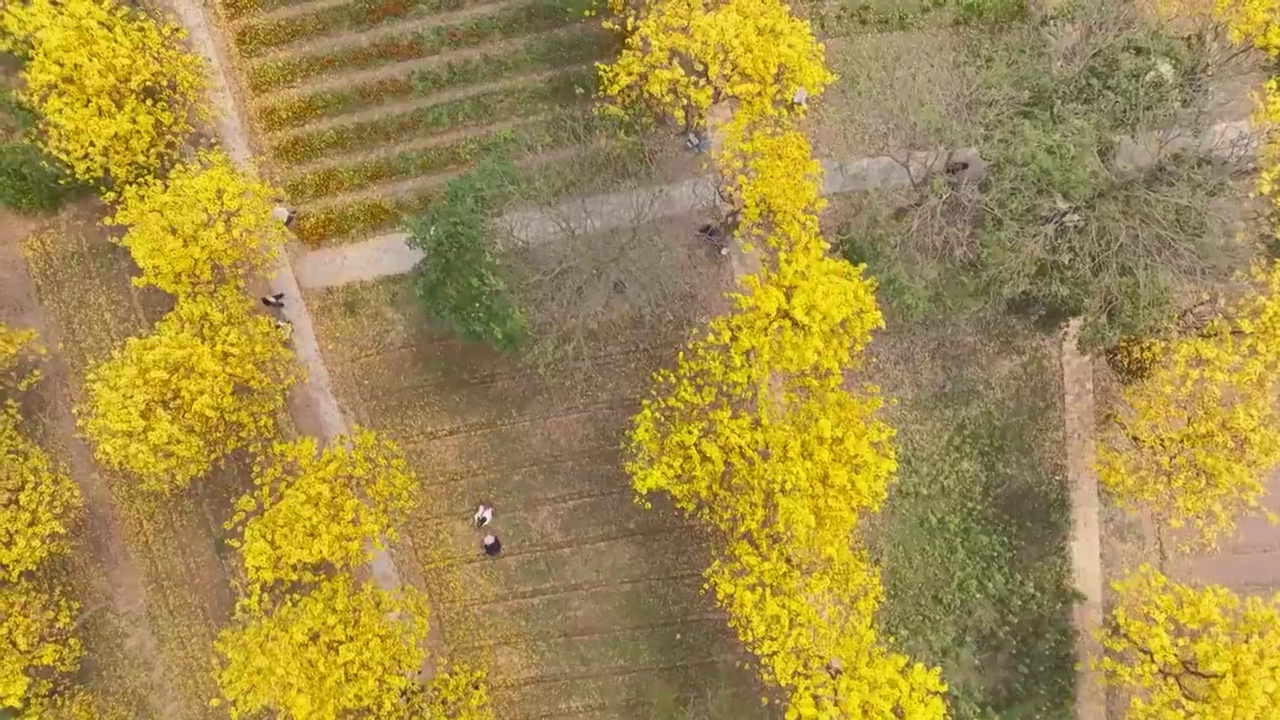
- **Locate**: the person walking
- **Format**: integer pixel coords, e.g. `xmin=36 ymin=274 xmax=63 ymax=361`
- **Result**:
xmin=482 ymin=533 xmax=502 ymax=557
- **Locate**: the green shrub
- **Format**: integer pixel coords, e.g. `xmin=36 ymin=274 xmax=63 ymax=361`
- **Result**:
xmin=0 ymin=90 xmax=80 ymax=214
xmin=0 ymin=140 xmax=79 ymax=213
xmin=407 ymin=157 xmax=527 ymax=351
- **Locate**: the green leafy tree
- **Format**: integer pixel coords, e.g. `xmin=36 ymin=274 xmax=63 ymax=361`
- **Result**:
xmin=407 ymin=157 xmax=526 ymax=351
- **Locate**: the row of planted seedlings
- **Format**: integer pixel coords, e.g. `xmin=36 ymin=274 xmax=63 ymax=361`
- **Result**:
xmin=592 ymin=0 xmax=955 ymax=716
xmin=0 ymin=0 xmax=492 ymax=716
xmin=217 ymin=0 xmax=649 ymax=246
xmin=1087 ymin=5 xmax=1280 ymax=718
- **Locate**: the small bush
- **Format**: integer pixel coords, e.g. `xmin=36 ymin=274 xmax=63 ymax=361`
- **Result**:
xmin=0 ymin=140 xmax=78 ymax=213
xmin=407 ymin=157 xmax=527 ymax=351
xmin=0 ymin=92 xmax=80 ymax=214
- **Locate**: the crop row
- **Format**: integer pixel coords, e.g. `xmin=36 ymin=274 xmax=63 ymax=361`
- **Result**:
xmin=283 ymin=112 xmax=609 ymax=201
xmin=268 ymin=69 xmax=592 ymax=165
xmin=246 ymin=2 xmax=576 ymax=92
xmin=232 ymin=0 xmax=492 ymax=57
xmin=256 ymin=28 xmax=614 ymax=131
xmin=219 ymin=0 xmax=313 ymax=21
xmin=292 ymin=138 xmax=654 ymax=245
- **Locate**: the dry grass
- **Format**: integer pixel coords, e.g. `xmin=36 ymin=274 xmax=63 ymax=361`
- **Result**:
xmin=305 ymin=228 xmax=770 ymax=718
xmin=808 ymin=28 xmax=979 ymax=159
xmin=7 ymin=202 xmax=247 ymax=720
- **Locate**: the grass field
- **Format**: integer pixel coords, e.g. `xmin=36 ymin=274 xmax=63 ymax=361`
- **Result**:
xmin=217 ymin=0 xmax=670 ymax=246
xmin=303 ymin=213 xmax=780 ymax=718
xmin=866 ymin=312 xmax=1076 ymax=720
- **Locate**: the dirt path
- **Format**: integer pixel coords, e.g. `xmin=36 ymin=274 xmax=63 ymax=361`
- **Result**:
xmin=0 ymin=211 xmax=176 ymax=717
xmin=1060 ymin=319 xmax=1106 ymax=720
xmin=289 ymin=118 xmax=1253 ymax=291
xmin=166 ymin=0 xmax=404 ymax=592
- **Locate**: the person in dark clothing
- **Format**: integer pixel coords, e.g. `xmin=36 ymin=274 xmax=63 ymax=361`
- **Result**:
xmin=482 ymin=534 xmax=502 ymax=557
xmin=261 ymin=292 xmax=285 ymax=308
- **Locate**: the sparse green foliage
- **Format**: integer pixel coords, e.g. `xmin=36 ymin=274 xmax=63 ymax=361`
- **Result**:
xmin=0 ymin=91 xmax=80 ymax=214
xmin=840 ymin=6 xmax=1245 ymax=349
xmin=407 ymin=156 xmax=527 ymax=351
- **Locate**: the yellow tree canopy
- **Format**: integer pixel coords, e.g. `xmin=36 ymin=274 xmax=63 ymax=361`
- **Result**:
xmin=598 ymin=0 xmax=834 ymax=127
xmin=0 ymin=0 xmax=205 ymax=187
xmin=110 ymin=149 xmax=285 ymax=297
xmin=0 ymin=579 xmax=82 ymax=712
xmin=1098 ymin=564 xmax=1280 ymax=719
xmin=407 ymin=660 xmax=495 ymax=720
xmin=0 ymin=325 xmax=81 ymax=584
xmin=1099 ymin=260 xmax=1280 ymax=548
xmin=226 ymin=428 xmax=418 ymax=604
xmin=214 ymin=575 xmax=429 ymax=720
xmin=628 ymin=259 xmax=947 ymax=717
xmin=0 ymin=324 xmax=44 ymax=397
xmin=0 ymin=409 xmax=82 ymax=584
xmin=80 ymin=291 xmax=299 ymax=493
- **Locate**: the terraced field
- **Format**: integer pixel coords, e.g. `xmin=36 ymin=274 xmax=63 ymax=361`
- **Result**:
xmin=306 ymin=215 xmax=777 ymax=718
xmin=218 ymin=0 xmax=662 ymax=246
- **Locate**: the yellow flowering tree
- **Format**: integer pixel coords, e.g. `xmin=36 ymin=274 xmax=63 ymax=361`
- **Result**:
xmin=1098 ymin=260 xmax=1280 ymax=548
xmin=407 ymin=660 xmax=495 ymax=720
xmin=0 ymin=579 xmax=83 ymax=713
xmin=603 ymin=0 xmax=948 ymax=707
xmin=1154 ymin=0 xmax=1280 ymax=54
xmin=80 ymin=291 xmax=299 ymax=493
xmin=0 ymin=324 xmax=44 ymax=394
xmin=629 ymin=254 xmax=948 ymax=717
xmin=0 ymin=326 xmax=85 ymax=716
xmin=597 ymin=0 xmax=834 ymax=128
xmin=0 ymin=0 xmax=205 ymax=187
xmin=214 ymin=575 xmax=429 ymax=720
xmin=1097 ymin=564 xmax=1280 ymax=719
xmin=225 ymin=428 xmax=418 ymax=602
xmin=110 ymin=150 xmax=285 ymax=297
xmin=0 ymin=409 xmax=82 ymax=584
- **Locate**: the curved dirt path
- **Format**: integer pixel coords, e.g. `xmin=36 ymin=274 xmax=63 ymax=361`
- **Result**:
xmin=167 ymin=0 xmax=402 ymax=591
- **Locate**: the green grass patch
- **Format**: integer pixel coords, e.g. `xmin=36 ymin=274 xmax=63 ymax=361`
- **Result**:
xmin=246 ymin=2 xmax=577 ymax=92
xmin=875 ymin=325 xmax=1075 ymax=719
xmin=256 ymin=28 xmax=612 ymax=131
xmin=268 ymin=69 xmax=592 ymax=165
xmin=283 ymin=112 xmax=601 ymax=201
xmin=234 ymin=0 xmax=491 ymax=57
